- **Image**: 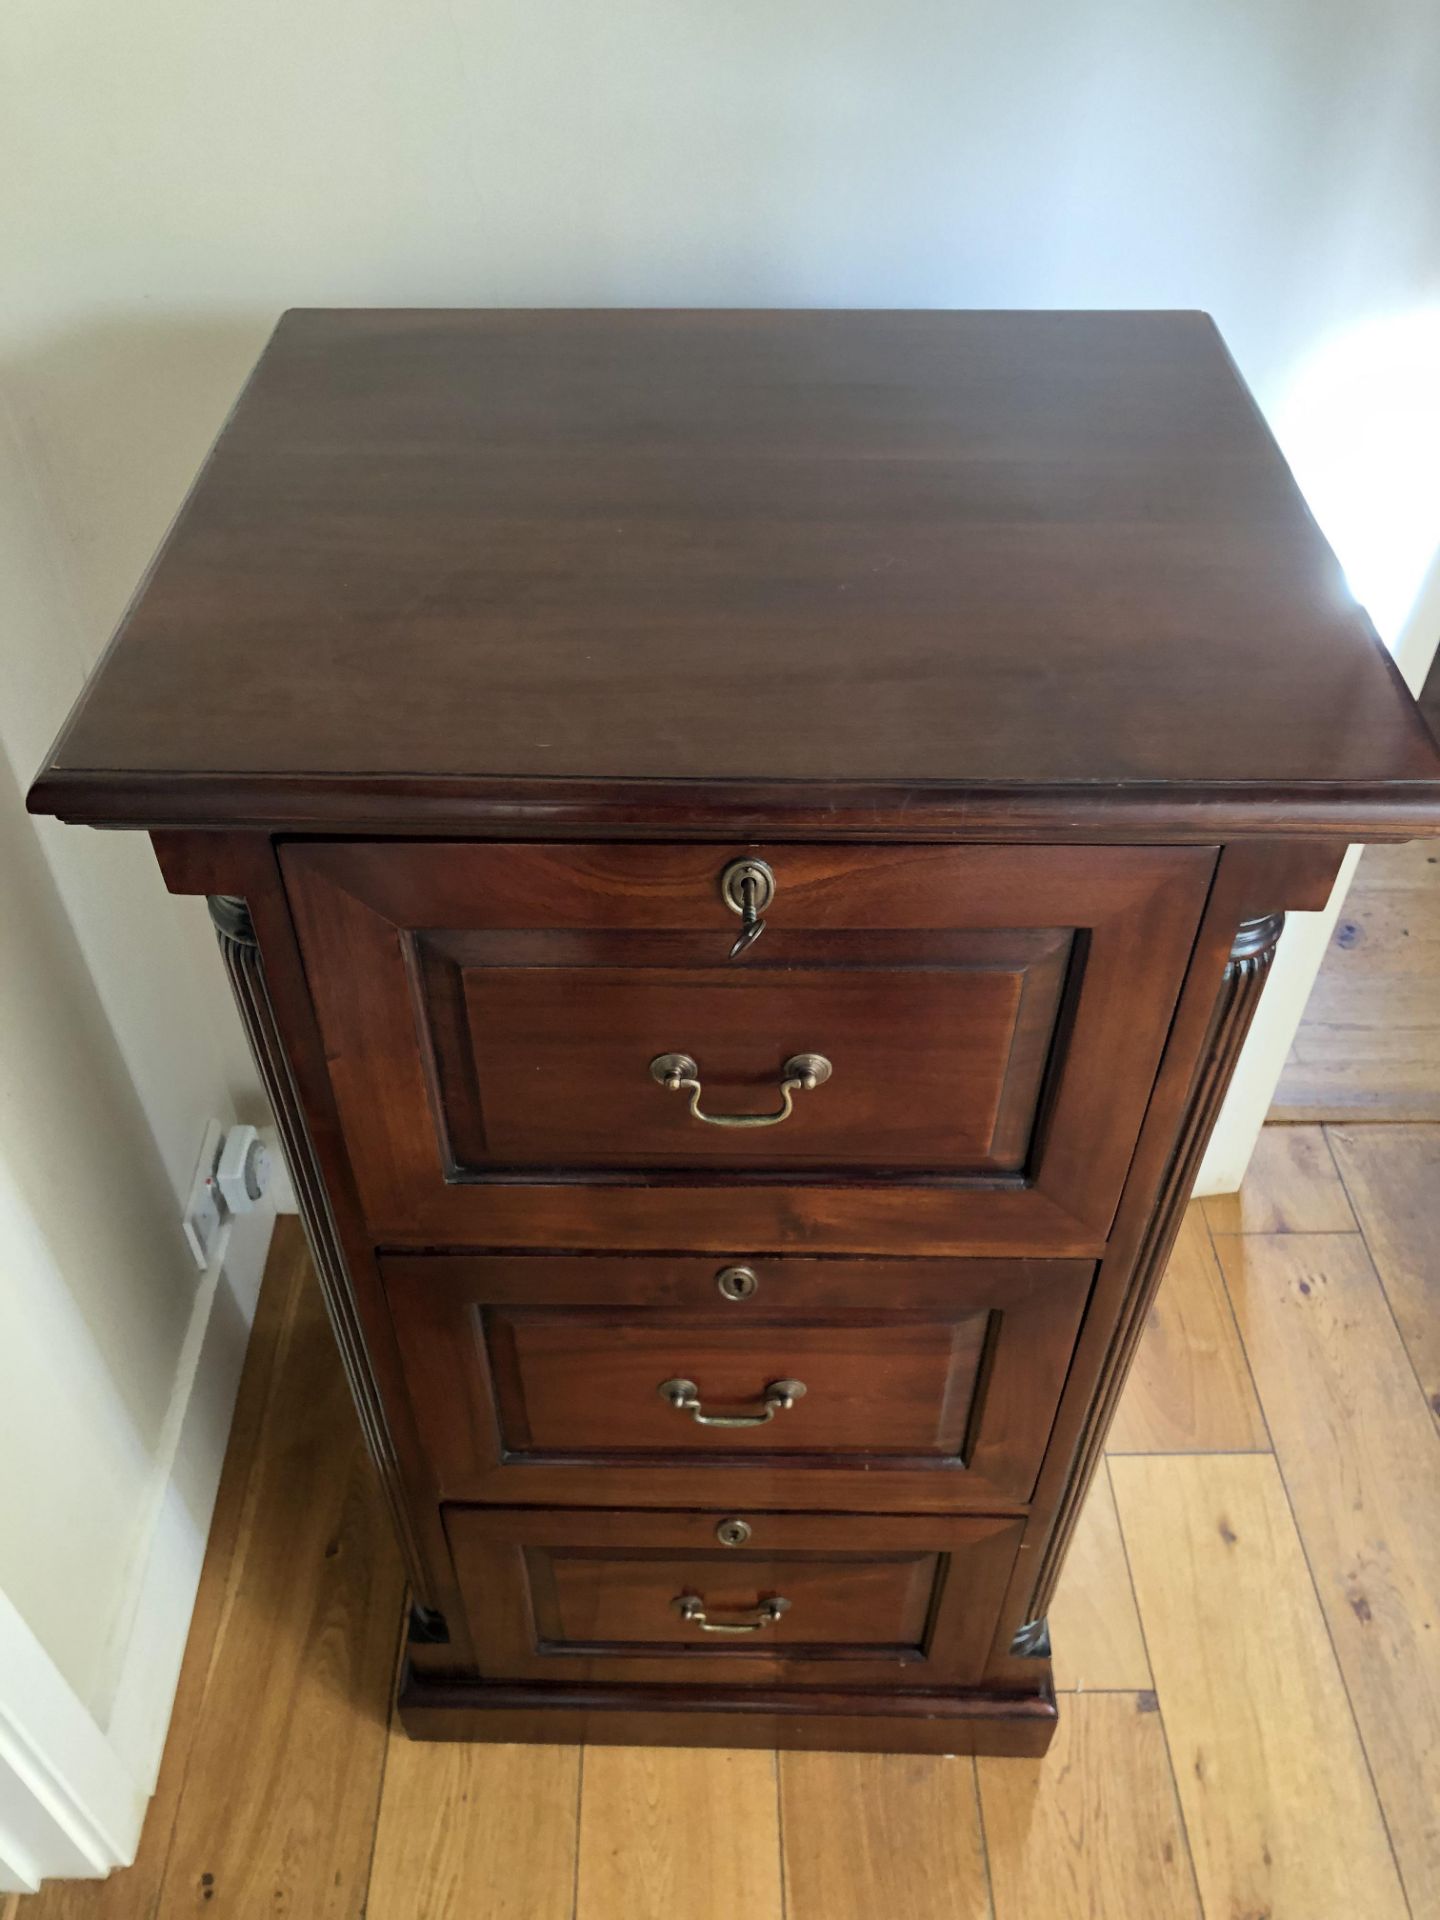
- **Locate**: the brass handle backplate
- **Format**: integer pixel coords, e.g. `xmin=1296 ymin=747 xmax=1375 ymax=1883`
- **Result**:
xmin=649 ymin=1052 xmax=832 ymax=1128
xmin=673 ymin=1593 xmax=791 ymax=1634
xmin=659 ymin=1376 xmax=807 ymax=1427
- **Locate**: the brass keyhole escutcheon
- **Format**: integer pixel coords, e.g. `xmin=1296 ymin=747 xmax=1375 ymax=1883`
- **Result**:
xmin=720 ymin=857 xmax=774 ymax=959
xmin=715 ymin=1518 xmax=752 ymax=1547
xmin=716 ymin=1264 xmax=759 ymax=1301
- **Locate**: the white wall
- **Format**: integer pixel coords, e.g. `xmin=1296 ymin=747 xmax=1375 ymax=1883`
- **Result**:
xmin=1 ymin=0 xmax=1437 ymax=1882
xmin=0 ymin=361 xmax=276 ymax=1889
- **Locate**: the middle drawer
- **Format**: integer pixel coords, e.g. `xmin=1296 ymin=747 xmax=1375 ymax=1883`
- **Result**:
xmin=382 ymin=1251 xmax=1091 ymax=1511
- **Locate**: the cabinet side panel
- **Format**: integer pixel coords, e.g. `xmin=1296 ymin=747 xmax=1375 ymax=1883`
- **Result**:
xmin=1025 ymin=909 xmax=1283 ymax=1618
xmin=983 ymin=837 xmax=1346 ymax=1682
xmin=209 ymin=894 xmax=434 ymax=1606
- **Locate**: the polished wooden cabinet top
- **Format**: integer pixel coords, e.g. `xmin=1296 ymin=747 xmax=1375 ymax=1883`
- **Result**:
xmin=30 ymin=308 xmax=1440 ymax=838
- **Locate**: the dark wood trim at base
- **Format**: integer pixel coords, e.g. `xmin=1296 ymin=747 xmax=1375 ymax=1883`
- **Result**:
xmin=396 ymin=1666 xmax=1058 ymax=1756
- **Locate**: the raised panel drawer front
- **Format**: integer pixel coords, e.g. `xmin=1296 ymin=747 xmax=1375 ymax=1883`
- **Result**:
xmin=382 ymin=1251 xmax=1092 ymax=1509
xmin=445 ymin=1507 xmax=1025 ymax=1688
xmin=281 ymin=840 xmax=1215 ymax=1254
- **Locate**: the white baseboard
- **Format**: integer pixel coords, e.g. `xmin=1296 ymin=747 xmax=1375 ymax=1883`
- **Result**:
xmin=104 ymin=1202 xmax=275 ymax=1789
xmin=0 ymin=1203 xmax=274 ymax=1890
xmin=1194 ymin=850 xmax=1363 ymax=1197
xmin=0 ymin=1588 xmax=145 ymax=1893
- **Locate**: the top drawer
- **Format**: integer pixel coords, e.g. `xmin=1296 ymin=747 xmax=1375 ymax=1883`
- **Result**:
xmin=281 ymin=841 xmax=1213 ymax=1254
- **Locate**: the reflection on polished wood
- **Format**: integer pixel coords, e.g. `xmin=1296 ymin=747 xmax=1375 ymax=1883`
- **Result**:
xmin=978 ymin=1694 xmax=1201 ymax=1919
xmin=1108 ymin=1206 xmax=1267 ymax=1453
xmin=1048 ymin=1464 xmax=1152 ymax=1692
xmin=1200 ymin=1124 xmax=1355 ymax=1234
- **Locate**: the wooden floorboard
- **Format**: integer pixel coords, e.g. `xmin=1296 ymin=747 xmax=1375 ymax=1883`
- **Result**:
xmin=1107 ymin=1205 xmax=1268 ymax=1453
xmin=367 ymin=1740 xmax=581 ymax=1919
xmin=18 ymin=1221 xmax=404 ymax=1919
xmin=1326 ymin=1122 xmax=1440 ymax=1422
xmin=1048 ymin=1463 xmax=1152 ymax=1692
xmin=149 ymin=1242 xmax=405 ymax=1918
xmin=780 ymin=1752 xmax=991 ymax=1919
xmin=1200 ymin=1124 xmax=1355 ymax=1235
xmin=17 ymin=1222 xmax=312 ymax=1920
xmin=1272 ymin=838 xmax=1440 ymax=1122
xmin=1218 ymin=1228 xmax=1440 ymax=1914
xmin=977 ymin=1693 xmax=1200 ymax=1919
xmin=155 ymin=1228 xmax=407 ymax=1920
xmin=575 ymin=1748 xmax=783 ymax=1920
xmin=1111 ymin=1452 xmax=1409 ymax=1920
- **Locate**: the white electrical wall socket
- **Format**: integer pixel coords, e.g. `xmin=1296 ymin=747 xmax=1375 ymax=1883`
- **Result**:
xmin=258 ymin=1126 xmax=299 ymax=1213
xmin=182 ymin=1119 xmax=275 ymax=1268
xmin=216 ymin=1124 xmax=270 ymax=1212
xmin=181 ymin=1118 xmax=226 ymax=1270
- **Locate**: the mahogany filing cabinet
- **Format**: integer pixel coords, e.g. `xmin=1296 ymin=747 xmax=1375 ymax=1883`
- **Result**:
xmin=31 ymin=310 xmax=1440 ymax=1757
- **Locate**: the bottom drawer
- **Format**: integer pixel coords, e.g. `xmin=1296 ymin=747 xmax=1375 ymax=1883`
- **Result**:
xmin=446 ymin=1506 xmax=1023 ymax=1689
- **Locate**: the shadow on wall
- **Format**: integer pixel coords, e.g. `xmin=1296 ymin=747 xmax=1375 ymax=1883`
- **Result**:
xmin=0 ymin=746 xmax=196 ymax=1453
xmin=3 ymin=313 xmax=276 ymax=656
xmin=2 ymin=314 xmax=279 ymax=1155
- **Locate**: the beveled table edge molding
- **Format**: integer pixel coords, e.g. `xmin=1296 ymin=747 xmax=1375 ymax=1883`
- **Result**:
xmin=30 ymin=767 xmax=1440 ymax=842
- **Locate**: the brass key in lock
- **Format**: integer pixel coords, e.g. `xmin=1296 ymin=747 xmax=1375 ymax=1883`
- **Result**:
xmin=721 ymin=857 xmax=774 ymax=959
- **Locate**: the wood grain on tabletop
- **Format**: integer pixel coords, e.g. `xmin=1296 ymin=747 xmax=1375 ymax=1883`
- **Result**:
xmin=977 ymin=1694 xmax=1200 ymax=1920
xmin=31 ymin=310 xmax=1440 ymax=845
xmin=779 ymin=1752 xmax=991 ymax=1920
xmin=1218 ymin=1229 xmax=1440 ymax=1914
xmin=1106 ymin=1205 xmax=1268 ymax=1453
xmin=1111 ymin=1453 xmax=1408 ymax=1920
xmin=1047 ymin=1464 xmax=1152 ymax=1692
xmin=575 ymin=1748 xmax=783 ymax=1920
xmin=1326 ymin=1123 xmax=1440 ymax=1420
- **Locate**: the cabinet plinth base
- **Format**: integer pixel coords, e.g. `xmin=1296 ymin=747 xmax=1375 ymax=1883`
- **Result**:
xmin=396 ymin=1664 xmax=1058 ymax=1757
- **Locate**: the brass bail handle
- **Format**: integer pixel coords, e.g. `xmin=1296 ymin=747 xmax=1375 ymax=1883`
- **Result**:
xmin=659 ymin=1376 xmax=807 ymax=1428
xmin=649 ymin=1052 xmax=832 ymax=1128
xmin=673 ymin=1593 xmax=791 ymax=1634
